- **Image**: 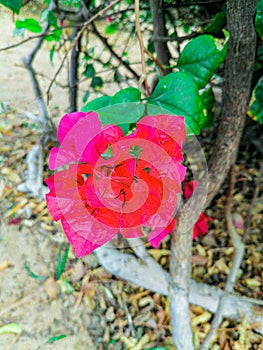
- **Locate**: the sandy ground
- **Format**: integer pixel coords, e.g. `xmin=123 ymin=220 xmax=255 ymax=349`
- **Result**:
xmin=0 ymin=9 xmax=99 ymax=350
xmin=0 ymin=223 xmax=97 ymax=350
xmin=0 ymin=11 xmax=70 ymax=114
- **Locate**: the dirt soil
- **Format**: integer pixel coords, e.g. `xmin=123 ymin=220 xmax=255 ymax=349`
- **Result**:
xmin=1 ymin=6 xmax=263 ymax=350
xmin=0 ymin=9 xmax=102 ymax=350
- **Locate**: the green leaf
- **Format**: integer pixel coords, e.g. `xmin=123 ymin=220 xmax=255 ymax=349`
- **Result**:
xmin=24 ymin=262 xmax=46 ymax=281
xmin=256 ymin=0 xmax=263 ymax=39
xmin=101 ymin=144 xmax=113 ymax=160
xmin=45 ymin=29 xmax=62 ymax=42
xmin=177 ymin=33 xmax=228 ymax=89
xmin=146 ymin=72 xmax=203 ymax=134
xmin=128 ymin=145 xmax=143 ymax=161
xmin=0 ymin=0 xmax=22 ymax=13
xmin=105 ymin=23 xmax=118 ymax=35
xmin=15 ymin=18 xmax=42 ymax=33
xmin=49 ymin=44 xmax=56 ymax=64
xmin=147 ymin=41 xmax=155 ymax=54
xmin=47 ymin=10 xmax=59 ymax=28
xmin=46 ymin=334 xmax=67 ymax=344
xmin=82 ymin=90 xmax=90 ymax=104
xmin=114 ymin=70 xmax=122 ymax=83
xmin=98 ymin=103 xmax=145 ymax=129
xmin=91 ymin=76 xmax=104 ymax=89
xmin=248 ymin=75 xmax=263 ymax=124
xmin=112 ymin=87 xmax=141 ymax=104
xmin=56 ymin=243 xmax=70 ymax=281
xmin=204 ymin=10 xmax=226 ymax=34
xmin=82 ymin=88 xmax=143 ymax=134
xmin=82 ymin=95 xmax=112 ymax=112
xmin=0 ymin=323 xmax=22 ymax=335
xmin=83 ymin=63 xmax=95 ymax=78
xmin=200 ymin=87 xmax=215 ymax=128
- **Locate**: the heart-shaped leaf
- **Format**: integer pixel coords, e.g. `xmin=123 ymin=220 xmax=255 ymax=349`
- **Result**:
xmin=0 ymin=0 xmax=22 ymax=13
xmin=82 ymin=88 xmax=144 ymax=133
xmin=177 ymin=33 xmax=228 ymax=89
xmin=146 ymin=72 xmax=203 ymax=134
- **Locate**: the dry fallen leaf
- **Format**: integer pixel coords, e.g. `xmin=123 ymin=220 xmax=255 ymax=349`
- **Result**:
xmin=244 ymin=278 xmax=262 ymax=289
xmin=44 ymin=276 xmax=58 ymax=299
xmin=192 ymin=255 xmax=208 ymax=266
xmin=191 ymin=311 xmax=212 ymax=327
xmin=70 ymin=260 xmax=86 ymax=282
xmin=0 ymin=260 xmax=9 ymax=271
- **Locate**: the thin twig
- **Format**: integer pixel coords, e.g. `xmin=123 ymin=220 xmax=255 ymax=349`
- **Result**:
xmin=46 ymin=49 xmax=70 ymax=105
xmin=80 ymin=0 xmax=140 ymax=81
xmin=134 ymin=0 xmax=150 ymax=95
xmin=242 ymin=161 xmax=263 ymax=242
xmin=90 ymin=21 xmax=140 ymax=80
xmin=0 ymin=26 xmax=83 ymax=52
xmin=200 ymin=167 xmax=245 ymax=350
xmin=144 ymin=47 xmax=166 ymax=76
xmin=152 ymin=32 xmax=200 ymax=43
xmin=0 ymin=34 xmax=44 ymax=52
xmin=122 ymin=296 xmax=136 ymax=337
xmin=75 ymin=0 xmax=121 ymax=44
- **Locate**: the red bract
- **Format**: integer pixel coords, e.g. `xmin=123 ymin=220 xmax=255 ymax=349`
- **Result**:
xmin=183 ymin=181 xmax=212 ymax=239
xmin=46 ymin=111 xmax=186 ymax=257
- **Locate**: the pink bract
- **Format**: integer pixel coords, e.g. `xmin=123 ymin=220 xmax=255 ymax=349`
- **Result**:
xmin=183 ymin=181 xmax=212 ymax=239
xmin=46 ymin=111 xmax=186 ymax=257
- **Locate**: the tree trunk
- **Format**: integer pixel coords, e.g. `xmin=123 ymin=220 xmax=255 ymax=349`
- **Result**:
xmin=206 ymin=0 xmax=257 ymax=206
xmin=149 ymin=0 xmax=171 ymax=75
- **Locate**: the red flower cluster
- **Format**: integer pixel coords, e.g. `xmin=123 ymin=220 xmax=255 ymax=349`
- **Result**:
xmin=46 ymin=112 xmax=186 ymax=257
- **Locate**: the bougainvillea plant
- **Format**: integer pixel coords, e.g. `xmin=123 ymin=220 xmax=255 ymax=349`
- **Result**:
xmin=44 ymin=29 xmax=229 ymax=257
xmin=45 ymin=111 xmax=186 ymax=257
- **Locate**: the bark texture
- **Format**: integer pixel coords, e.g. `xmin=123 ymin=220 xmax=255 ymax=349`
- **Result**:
xmin=206 ymin=0 xmax=257 ymax=206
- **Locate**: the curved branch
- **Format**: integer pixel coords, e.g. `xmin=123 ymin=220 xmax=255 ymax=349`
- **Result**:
xmin=95 ymin=243 xmax=263 ymax=336
xmin=22 ymin=22 xmax=50 ymax=126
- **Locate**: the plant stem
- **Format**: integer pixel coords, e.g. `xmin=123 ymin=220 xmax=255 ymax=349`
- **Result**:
xmin=134 ymin=0 xmax=150 ymax=95
xmin=169 ymin=222 xmax=194 ymax=350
